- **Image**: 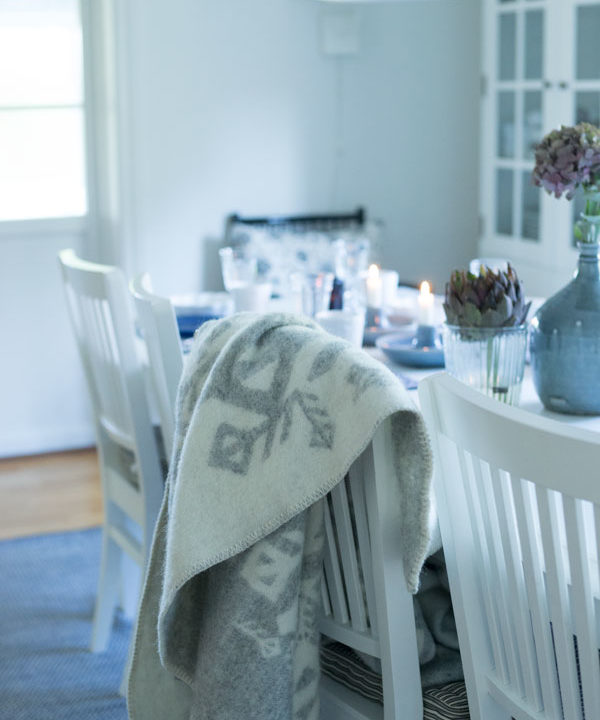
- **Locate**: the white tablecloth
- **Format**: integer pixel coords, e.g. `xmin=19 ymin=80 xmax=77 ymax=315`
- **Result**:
xmin=366 ymin=345 xmax=600 ymax=435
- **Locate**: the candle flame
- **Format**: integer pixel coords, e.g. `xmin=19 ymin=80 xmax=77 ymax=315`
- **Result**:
xmin=367 ymin=264 xmax=380 ymax=280
xmin=419 ymin=280 xmax=431 ymax=297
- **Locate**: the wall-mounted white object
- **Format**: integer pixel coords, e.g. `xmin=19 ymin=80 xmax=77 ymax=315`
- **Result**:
xmin=315 ymin=0 xmax=446 ymax=4
xmin=319 ymin=6 xmax=360 ymax=56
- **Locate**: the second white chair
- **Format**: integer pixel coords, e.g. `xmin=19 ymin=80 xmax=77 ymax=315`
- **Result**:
xmin=130 ymin=273 xmax=183 ymax=460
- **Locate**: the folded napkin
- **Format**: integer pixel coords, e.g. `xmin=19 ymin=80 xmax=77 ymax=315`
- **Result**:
xmin=127 ymin=313 xmax=433 ymax=720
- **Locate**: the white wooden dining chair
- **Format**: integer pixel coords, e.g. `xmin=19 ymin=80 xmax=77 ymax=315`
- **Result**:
xmin=419 ymin=372 xmax=600 ymax=720
xmin=319 ymin=416 xmax=423 ymax=720
xmin=130 ymin=304 xmax=425 ymax=718
xmin=129 ymin=273 xmax=183 ymax=461
xmin=58 ymin=249 xmax=164 ymax=654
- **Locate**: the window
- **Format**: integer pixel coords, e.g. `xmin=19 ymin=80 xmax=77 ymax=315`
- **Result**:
xmin=0 ymin=0 xmax=87 ymax=222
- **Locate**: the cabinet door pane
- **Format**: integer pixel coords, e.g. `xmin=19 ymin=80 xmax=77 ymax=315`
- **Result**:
xmin=498 ymin=91 xmax=516 ymax=158
xmin=524 ymin=10 xmax=544 ymax=80
xmin=496 ymin=169 xmax=514 ymax=235
xmin=575 ymin=91 xmax=600 ymax=126
xmin=499 ymin=14 xmax=516 ymax=80
xmin=521 ymin=171 xmax=540 ymax=241
xmin=576 ymin=5 xmax=600 ymax=80
xmin=523 ymin=91 xmax=542 ymax=159
xmin=573 ymin=93 xmax=600 ymax=241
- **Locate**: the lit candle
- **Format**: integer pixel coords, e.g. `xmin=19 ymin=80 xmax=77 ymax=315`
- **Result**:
xmin=417 ymin=280 xmax=435 ymax=326
xmin=366 ymin=264 xmax=383 ymax=308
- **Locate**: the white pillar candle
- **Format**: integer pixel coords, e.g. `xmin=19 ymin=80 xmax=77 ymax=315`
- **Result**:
xmin=417 ymin=280 xmax=435 ymax=326
xmin=380 ymin=269 xmax=399 ymax=307
xmin=366 ymin=264 xmax=383 ymax=308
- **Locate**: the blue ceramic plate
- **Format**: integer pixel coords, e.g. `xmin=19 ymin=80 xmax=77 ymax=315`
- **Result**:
xmin=375 ymin=332 xmax=445 ymax=368
xmin=363 ymin=321 xmax=416 ymax=347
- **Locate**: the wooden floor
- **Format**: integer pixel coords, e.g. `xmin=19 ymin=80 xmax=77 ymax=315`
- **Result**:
xmin=0 ymin=448 xmax=103 ymax=540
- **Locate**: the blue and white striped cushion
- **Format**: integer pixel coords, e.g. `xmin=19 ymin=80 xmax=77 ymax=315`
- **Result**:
xmin=320 ymin=642 xmax=469 ymax=720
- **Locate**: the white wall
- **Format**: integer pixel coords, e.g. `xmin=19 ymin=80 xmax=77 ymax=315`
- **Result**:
xmin=0 ymin=228 xmax=94 ymax=457
xmin=334 ymin=0 xmax=481 ymax=290
xmin=124 ymin=0 xmax=481 ymax=296
xmin=0 ymin=0 xmax=480 ymax=457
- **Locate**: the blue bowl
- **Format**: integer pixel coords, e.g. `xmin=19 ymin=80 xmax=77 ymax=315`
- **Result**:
xmin=375 ymin=332 xmax=445 ymax=368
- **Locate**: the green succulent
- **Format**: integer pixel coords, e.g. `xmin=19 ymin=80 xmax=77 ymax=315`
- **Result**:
xmin=443 ymin=265 xmax=531 ymax=328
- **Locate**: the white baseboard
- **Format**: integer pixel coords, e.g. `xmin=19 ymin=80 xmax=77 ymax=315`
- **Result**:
xmin=0 ymin=425 xmax=96 ymax=459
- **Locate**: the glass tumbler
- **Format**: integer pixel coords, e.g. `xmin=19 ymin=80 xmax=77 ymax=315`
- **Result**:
xmin=442 ymin=324 xmax=529 ymax=405
xmin=219 ymin=246 xmax=258 ymax=291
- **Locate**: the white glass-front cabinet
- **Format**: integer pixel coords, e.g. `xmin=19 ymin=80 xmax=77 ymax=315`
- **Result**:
xmin=480 ymin=0 xmax=600 ymax=297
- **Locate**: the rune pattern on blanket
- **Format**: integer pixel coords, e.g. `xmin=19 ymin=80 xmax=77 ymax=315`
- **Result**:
xmin=206 ymin=330 xmax=337 ymax=475
xmin=206 ymin=328 xmax=395 ymax=476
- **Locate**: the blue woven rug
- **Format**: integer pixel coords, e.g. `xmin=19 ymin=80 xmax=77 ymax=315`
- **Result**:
xmin=0 ymin=528 xmax=130 ymax=720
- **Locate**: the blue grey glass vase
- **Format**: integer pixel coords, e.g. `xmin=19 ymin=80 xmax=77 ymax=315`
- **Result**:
xmin=529 ymin=242 xmax=600 ymax=414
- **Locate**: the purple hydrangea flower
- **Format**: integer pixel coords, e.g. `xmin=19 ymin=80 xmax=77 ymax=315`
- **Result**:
xmin=532 ymin=123 xmax=600 ymax=200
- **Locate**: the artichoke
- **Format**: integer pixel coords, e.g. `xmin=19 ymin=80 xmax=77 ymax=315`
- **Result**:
xmin=443 ymin=265 xmax=531 ymax=328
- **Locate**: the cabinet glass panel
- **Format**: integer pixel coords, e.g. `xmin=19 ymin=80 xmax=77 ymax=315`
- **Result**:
xmin=524 ymin=11 xmax=544 ymax=80
xmin=521 ymin=171 xmax=540 ymax=241
xmin=576 ymin=5 xmax=600 ymax=80
xmin=523 ymin=91 xmax=542 ymax=159
xmin=496 ymin=169 xmax=514 ymax=235
xmin=575 ymin=91 xmax=600 ymax=126
xmin=499 ymin=14 xmax=516 ymax=81
xmin=498 ymin=91 xmax=516 ymax=158
xmin=574 ymin=93 xmax=600 ymax=243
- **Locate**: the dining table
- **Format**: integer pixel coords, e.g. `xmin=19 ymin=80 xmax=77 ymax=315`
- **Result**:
xmin=177 ymin=291 xmax=600 ymax=435
xmin=368 ymin=342 xmax=600 ymax=434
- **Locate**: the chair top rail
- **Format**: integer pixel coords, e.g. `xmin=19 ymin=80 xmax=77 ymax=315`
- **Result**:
xmin=58 ymin=248 xmax=121 ymax=300
xmin=420 ymin=373 xmax=600 ymax=504
xmin=226 ymin=207 xmax=365 ymax=231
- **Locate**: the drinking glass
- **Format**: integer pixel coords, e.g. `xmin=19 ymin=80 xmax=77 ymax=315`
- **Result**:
xmin=442 ymin=324 xmax=528 ymax=405
xmin=290 ymin=271 xmax=334 ymax=318
xmin=219 ymin=246 xmax=258 ymax=291
xmin=231 ymin=283 xmax=272 ymax=313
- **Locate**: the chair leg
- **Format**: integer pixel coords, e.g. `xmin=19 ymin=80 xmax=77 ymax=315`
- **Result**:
xmin=90 ymin=529 xmax=121 ymax=652
xmin=119 ymin=638 xmax=134 ymax=697
xmin=117 ymin=557 xmax=141 ymax=697
xmin=119 ymin=553 xmax=141 ymax=620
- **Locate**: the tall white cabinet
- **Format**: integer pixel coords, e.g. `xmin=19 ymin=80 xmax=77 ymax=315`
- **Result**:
xmin=480 ymin=0 xmax=600 ymax=296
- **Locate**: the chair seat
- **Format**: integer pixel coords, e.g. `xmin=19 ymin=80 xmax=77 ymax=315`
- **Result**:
xmin=320 ymin=641 xmax=469 ymax=720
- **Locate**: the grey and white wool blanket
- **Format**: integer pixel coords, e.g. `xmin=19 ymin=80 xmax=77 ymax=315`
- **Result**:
xmin=127 ymin=312 xmax=433 ymax=720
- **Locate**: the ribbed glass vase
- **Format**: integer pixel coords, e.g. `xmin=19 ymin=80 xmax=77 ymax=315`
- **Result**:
xmin=442 ymin=324 xmax=529 ymax=405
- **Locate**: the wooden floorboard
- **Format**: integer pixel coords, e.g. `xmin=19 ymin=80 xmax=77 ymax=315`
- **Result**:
xmin=0 ymin=448 xmax=103 ymax=540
